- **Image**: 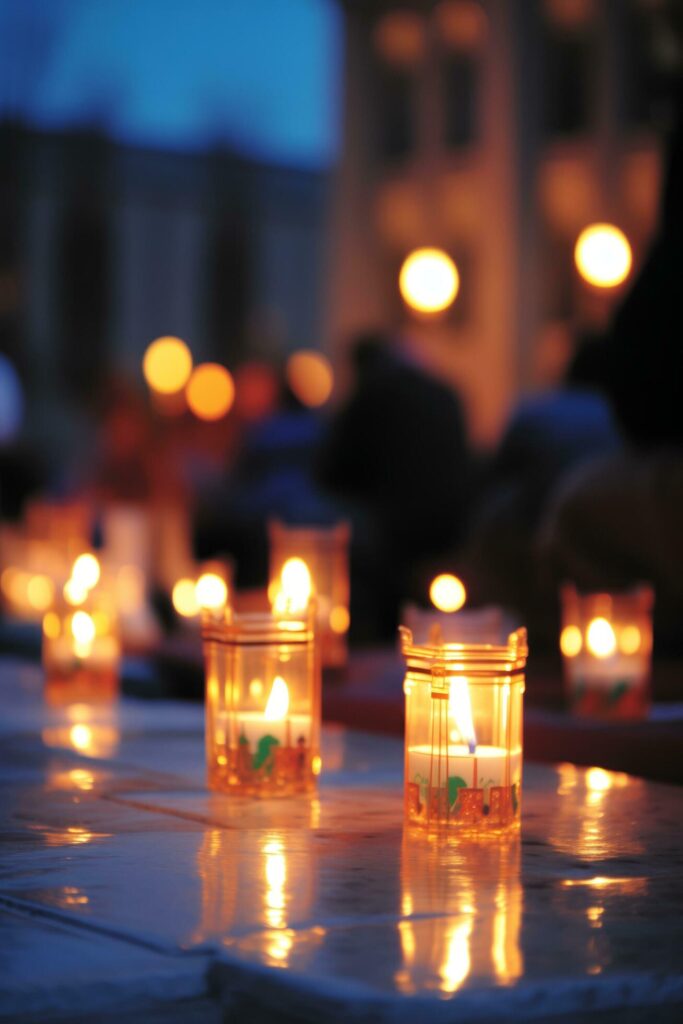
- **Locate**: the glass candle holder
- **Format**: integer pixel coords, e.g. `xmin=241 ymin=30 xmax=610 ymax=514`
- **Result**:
xmin=560 ymin=584 xmax=654 ymax=718
xmin=400 ymin=625 xmax=527 ymax=835
xmin=42 ymin=590 xmax=121 ymax=697
xmin=401 ymin=604 xmax=512 ymax=647
xmin=269 ymin=520 xmax=350 ymax=668
xmin=203 ymin=604 xmax=321 ymax=796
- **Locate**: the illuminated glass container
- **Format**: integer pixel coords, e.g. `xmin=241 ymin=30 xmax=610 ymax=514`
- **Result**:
xmin=560 ymin=584 xmax=654 ymax=718
xmin=42 ymin=591 xmax=121 ymax=698
xmin=203 ymin=604 xmax=321 ymax=796
xmin=400 ymin=625 xmax=526 ymax=835
xmin=269 ymin=520 xmax=350 ymax=668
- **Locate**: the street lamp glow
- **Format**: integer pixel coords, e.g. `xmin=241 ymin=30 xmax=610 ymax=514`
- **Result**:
xmin=399 ymin=248 xmax=459 ymax=314
xmin=574 ymin=224 xmax=632 ymax=288
xmin=186 ymin=364 xmax=235 ymax=421
xmin=430 ymin=574 xmax=466 ymax=613
xmin=143 ymin=337 xmax=193 ymax=395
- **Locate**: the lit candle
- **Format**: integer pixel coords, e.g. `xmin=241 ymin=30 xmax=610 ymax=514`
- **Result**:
xmin=231 ymin=676 xmax=312 ymax=753
xmin=401 ymin=625 xmax=526 ymax=833
xmin=560 ymin=586 xmax=653 ymax=717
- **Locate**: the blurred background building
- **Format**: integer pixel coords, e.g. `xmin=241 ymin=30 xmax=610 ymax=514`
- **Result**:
xmin=328 ymin=0 xmax=678 ymax=443
xmin=1 ymin=0 xmax=680 ymax=457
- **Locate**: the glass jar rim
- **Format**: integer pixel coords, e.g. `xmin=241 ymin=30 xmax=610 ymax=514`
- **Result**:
xmin=202 ymin=607 xmax=315 ymax=647
xmin=400 ymin=625 xmax=527 ymax=674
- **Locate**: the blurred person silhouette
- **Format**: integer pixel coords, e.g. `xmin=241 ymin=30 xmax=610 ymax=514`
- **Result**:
xmin=318 ymin=331 xmax=470 ymax=638
xmin=540 ymin=83 xmax=683 ymax=648
xmin=196 ymin=363 xmax=336 ymax=587
xmin=457 ymin=354 xmax=622 ymax=645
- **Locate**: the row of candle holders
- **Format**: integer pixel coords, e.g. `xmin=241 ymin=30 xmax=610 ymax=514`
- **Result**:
xmin=4 ymin=506 xmax=654 ymax=837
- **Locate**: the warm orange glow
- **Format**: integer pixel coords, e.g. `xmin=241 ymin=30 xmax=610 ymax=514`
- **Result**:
xmin=63 ymin=578 xmax=88 ymax=606
xmin=274 ymin=558 xmax=312 ymax=615
xmin=186 ymin=363 xmax=235 ymax=421
xmin=172 ymin=577 xmax=200 ymax=617
xmin=619 ymin=624 xmax=641 ymax=655
xmin=374 ymin=10 xmax=426 ymax=66
xmin=586 ymin=617 xmax=617 ymax=658
xmin=195 ymin=572 xmax=228 ymax=611
xmin=586 ymin=766 xmax=612 ymax=791
xmin=286 ymin=351 xmax=334 ymax=408
xmin=560 ymin=624 xmax=583 ymax=658
xmin=449 ymin=676 xmax=477 ymax=752
xmin=264 ymin=676 xmax=289 ymax=722
xmin=399 ymin=248 xmax=459 ymax=314
xmin=312 ymin=754 xmax=322 ymax=776
xmin=43 ymin=611 xmax=61 ymax=639
xmin=329 ymin=605 xmax=350 ymax=634
xmin=116 ymin=565 xmax=145 ymax=613
xmin=72 ymin=553 xmax=100 ymax=590
xmin=429 ymin=573 xmax=466 ymax=612
xmin=71 ymin=610 xmax=96 ymax=647
xmin=69 ymin=723 xmax=93 ymax=753
xmin=142 ymin=339 xmax=192 ymax=395
xmin=575 ymin=224 xmax=632 ymax=288
xmin=143 ymin=336 xmax=193 ymax=395
xmin=27 ymin=574 xmax=55 ymax=611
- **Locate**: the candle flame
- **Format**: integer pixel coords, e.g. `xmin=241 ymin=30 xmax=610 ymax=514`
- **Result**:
xmin=195 ymin=572 xmax=228 ymax=611
xmin=274 ymin=557 xmax=311 ymax=614
xmin=264 ymin=676 xmax=289 ymax=722
xmin=586 ymin=617 xmax=616 ymax=658
xmin=448 ymin=676 xmax=477 ymax=752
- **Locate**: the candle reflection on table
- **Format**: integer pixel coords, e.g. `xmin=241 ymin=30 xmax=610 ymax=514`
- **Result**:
xmin=396 ymin=835 xmax=523 ymax=995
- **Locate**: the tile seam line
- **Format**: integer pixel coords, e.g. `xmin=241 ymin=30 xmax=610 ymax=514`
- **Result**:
xmin=0 ymin=891 xmax=214 ymax=960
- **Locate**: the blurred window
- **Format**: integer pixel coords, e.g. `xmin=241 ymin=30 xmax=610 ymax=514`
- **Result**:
xmin=441 ymin=51 xmax=479 ymax=148
xmin=541 ymin=18 xmax=596 ymax=137
xmin=377 ymin=64 xmax=418 ymax=163
xmin=619 ymin=1 xmax=678 ymax=130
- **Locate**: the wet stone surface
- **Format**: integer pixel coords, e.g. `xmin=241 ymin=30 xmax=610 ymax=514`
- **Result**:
xmin=1 ymin=657 xmax=683 ymax=1022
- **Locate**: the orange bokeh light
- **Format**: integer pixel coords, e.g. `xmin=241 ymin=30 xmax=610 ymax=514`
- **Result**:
xmin=186 ymin=363 xmax=235 ymax=421
xmin=286 ymin=351 xmax=334 ymax=408
xmin=399 ymin=248 xmax=460 ymax=314
xmin=142 ymin=337 xmax=193 ymax=395
xmin=429 ymin=574 xmax=466 ymax=613
xmin=574 ymin=224 xmax=632 ymax=288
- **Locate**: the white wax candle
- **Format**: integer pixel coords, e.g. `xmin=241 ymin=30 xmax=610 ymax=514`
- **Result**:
xmin=407 ymin=744 xmax=522 ymax=791
xmin=226 ymin=712 xmax=311 ymax=751
xmin=47 ymin=635 xmax=120 ymax=670
xmin=569 ymin=654 xmax=647 ymax=688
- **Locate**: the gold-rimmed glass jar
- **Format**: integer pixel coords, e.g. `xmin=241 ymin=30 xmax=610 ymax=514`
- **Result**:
xmin=400 ymin=625 xmax=527 ymax=835
xmin=203 ymin=604 xmax=321 ymax=796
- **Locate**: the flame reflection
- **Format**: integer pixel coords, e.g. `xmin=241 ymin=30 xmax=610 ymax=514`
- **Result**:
xmin=397 ymin=835 xmax=522 ymax=994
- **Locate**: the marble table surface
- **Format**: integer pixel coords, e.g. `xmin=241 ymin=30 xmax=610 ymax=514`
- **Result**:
xmin=1 ymin=658 xmax=682 ymax=1023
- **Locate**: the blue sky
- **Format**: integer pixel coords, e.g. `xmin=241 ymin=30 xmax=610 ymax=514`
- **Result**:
xmin=0 ymin=0 xmax=341 ymax=167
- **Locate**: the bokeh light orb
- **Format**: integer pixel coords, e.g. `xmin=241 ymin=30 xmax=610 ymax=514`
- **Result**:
xmin=172 ymin=578 xmax=200 ymax=618
xmin=0 ymin=354 xmax=23 ymax=443
xmin=399 ymin=248 xmax=460 ymax=313
xmin=574 ymin=224 xmax=632 ymax=288
xmin=195 ymin=572 xmax=228 ymax=611
xmin=619 ymin=624 xmax=641 ymax=656
xmin=586 ymin=617 xmax=617 ymax=659
xmin=186 ymin=363 xmax=235 ymax=421
xmin=27 ymin=574 xmax=55 ymax=612
xmin=143 ymin=336 xmax=193 ymax=395
xmin=71 ymin=610 xmax=96 ymax=646
xmin=286 ymin=351 xmax=334 ymax=408
xmin=429 ymin=573 xmax=466 ymax=613
xmin=560 ymin=624 xmax=583 ymax=658
xmin=72 ymin=553 xmax=101 ymax=591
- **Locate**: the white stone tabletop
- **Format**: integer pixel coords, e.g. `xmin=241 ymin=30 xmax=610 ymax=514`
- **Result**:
xmin=1 ymin=657 xmax=682 ymax=1023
